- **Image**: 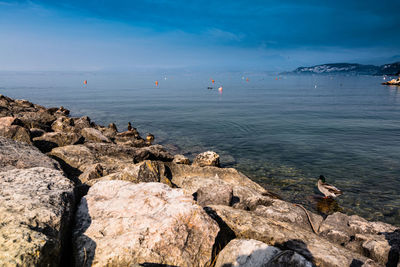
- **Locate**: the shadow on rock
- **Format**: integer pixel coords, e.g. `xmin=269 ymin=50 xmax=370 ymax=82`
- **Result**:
xmin=383 ymin=230 xmax=400 ymax=267
xmin=72 ymin=198 xmax=96 ymax=267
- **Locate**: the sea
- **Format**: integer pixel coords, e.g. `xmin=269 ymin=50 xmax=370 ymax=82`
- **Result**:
xmin=1 ymin=71 xmax=399 ymax=225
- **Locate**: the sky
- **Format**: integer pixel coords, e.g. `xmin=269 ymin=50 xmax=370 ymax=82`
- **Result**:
xmin=0 ymin=0 xmax=399 ymax=71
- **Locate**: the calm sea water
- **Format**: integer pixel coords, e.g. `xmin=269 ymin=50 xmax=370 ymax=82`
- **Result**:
xmin=1 ymin=71 xmax=399 ymax=225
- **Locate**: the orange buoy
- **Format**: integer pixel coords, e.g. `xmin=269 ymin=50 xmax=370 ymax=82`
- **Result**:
xmin=211 ymin=79 xmax=215 ymax=84
xmin=155 ymin=80 xmax=159 ymax=86
xmin=83 ymin=80 xmax=87 ymax=85
xmin=246 ymin=78 xmax=249 ymax=82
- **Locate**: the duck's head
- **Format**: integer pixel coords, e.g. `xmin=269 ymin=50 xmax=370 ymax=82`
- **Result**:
xmin=319 ymin=175 xmax=326 ymax=182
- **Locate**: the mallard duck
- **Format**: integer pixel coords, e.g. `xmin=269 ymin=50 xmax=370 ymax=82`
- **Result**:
xmin=317 ymin=175 xmax=342 ymax=198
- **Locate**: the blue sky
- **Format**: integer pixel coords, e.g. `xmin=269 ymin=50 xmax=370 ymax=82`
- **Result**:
xmin=0 ymin=0 xmax=399 ymax=71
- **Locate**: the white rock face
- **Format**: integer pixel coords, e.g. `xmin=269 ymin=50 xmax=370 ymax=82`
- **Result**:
xmin=73 ymin=181 xmax=220 ymax=267
xmin=0 ymin=167 xmax=75 ymax=266
xmin=215 ymin=239 xmax=313 ymax=267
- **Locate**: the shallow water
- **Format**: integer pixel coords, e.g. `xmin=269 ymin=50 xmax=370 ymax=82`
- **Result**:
xmin=1 ymin=71 xmax=399 ymax=225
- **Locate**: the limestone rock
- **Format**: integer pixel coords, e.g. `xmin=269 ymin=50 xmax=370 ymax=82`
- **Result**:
xmin=0 ymin=125 xmax=32 ymax=144
xmin=84 ymin=160 xmax=171 ymax=186
xmin=29 ymin=128 xmax=46 ymax=138
xmin=193 ymin=151 xmax=220 ymax=167
xmin=173 ymin=154 xmax=190 ymax=164
xmin=0 ymin=116 xmax=24 ymax=127
xmin=0 ymin=136 xmax=60 ymax=171
xmin=49 ymin=145 xmax=96 ymax=171
xmin=206 ymin=205 xmax=374 ymax=267
xmin=33 ymin=132 xmax=83 ymax=152
xmin=73 ymin=116 xmax=92 ymax=131
xmin=131 ymin=145 xmax=174 ymax=163
xmin=17 ymin=110 xmax=56 ymax=130
xmin=253 ymin=199 xmax=324 ymax=233
xmin=81 ymin=127 xmax=111 ymax=143
xmin=73 ymin=181 xmax=219 ymax=267
xmin=51 ymin=116 xmax=75 ymax=132
xmin=215 ymin=239 xmax=312 ymax=267
xmin=78 ymin=163 xmax=104 ymax=183
xmin=0 ymin=167 xmax=75 ymax=266
xmin=195 ymin=183 xmax=233 ymax=206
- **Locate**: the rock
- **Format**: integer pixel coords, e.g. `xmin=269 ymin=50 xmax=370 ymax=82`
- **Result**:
xmin=253 ymin=199 xmax=324 ymax=232
xmin=29 ymin=128 xmax=46 ymax=138
xmin=78 ymin=163 xmax=104 ymax=183
xmin=84 ymin=160 xmax=171 ymax=186
xmin=195 ymin=183 xmax=233 ymax=206
xmin=0 ymin=167 xmax=75 ymax=266
xmin=97 ymin=125 xmax=118 ymax=139
xmin=73 ymin=181 xmax=219 ymax=266
xmin=17 ymin=110 xmax=56 ymax=130
xmin=206 ymin=205 xmax=374 ymax=267
xmin=215 ymin=239 xmax=312 ymax=267
xmin=318 ymin=212 xmax=399 ymax=265
xmin=193 ymin=151 xmax=220 ymax=167
xmin=173 ymin=154 xmax=190 ymax=164
xmin=47 ymin=106 xmax=70 ymax=117
xmin=81 ymin=127 xmax=111 ymax=143
xmin=33 ymin=132 xmax=83 ymax=152
xmin=0 ymin=136 xmax=61 ymax=171
xmin=49 ymin=145 xmax=96 ymax=172
xmin=73 ymin=116 xmax=92 ymax=131
xmin=131 ymin=145 xmax=174 ymax=163
xmin=0 ymin=116 xmax=24 ymax=127
xmin=51 ymin=116 xmax=75 ymax=132
xmin=0 ymin=125 xmax=32 ymax=144
xmin=114 ymin=129 xmax=141 ymax=144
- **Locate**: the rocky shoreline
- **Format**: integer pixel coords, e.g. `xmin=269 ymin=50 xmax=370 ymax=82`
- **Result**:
xmin=0 ymin=94 xmax=399 ymax=266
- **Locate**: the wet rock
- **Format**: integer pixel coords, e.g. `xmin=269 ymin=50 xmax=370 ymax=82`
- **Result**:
xmin=195 ymin=183 xmax=233 ymax=206
xmin=215 ymin=239 xmax=312 ymax=267
xmin=0 ymin=136 xmax=60 ymax=171
xmin=0 ymin=122 xmax=32 ymax=144
xmin=0 ymin=167 xmax=75 ymax=266
xmin=206 ymin=205 xmax=374 ymax=267
xmin=33 ymin=132 xmax=83 ymax=152
xmin=73 ymin=181 xmax=219 ymax=267
xmin=173 ymin=154 xmax=190 ymax=164
xmin=193 ymin=151 xmax=220 ymax=167
xmin=81 ymin=127 xmax=111 ymax=143
xmin=78 ymin=163 xmax=104 ymax=183
xmin=51 ymin=116 xmax=75 ymax=133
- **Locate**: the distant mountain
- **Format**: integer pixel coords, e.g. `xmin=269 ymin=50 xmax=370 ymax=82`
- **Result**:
xmin=283 ymin=62 xmax=400 ymax=76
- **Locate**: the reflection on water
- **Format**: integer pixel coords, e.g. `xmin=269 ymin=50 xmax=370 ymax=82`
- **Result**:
xmin=1 ymin=71 xmax=400 ymax=225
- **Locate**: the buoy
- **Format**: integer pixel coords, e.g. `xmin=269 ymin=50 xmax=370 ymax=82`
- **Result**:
xmin=83 ymin=80 xmax=87 ymax=85
xmin=155 ymin=81 xmax=159 ymax=86
xmin=211 ymin=79 xmax=215 ymax=84
xmin=246 ymin=78 xmax=249 ymax=82
xmin=218 ymin=86 xmax=223 ymax=93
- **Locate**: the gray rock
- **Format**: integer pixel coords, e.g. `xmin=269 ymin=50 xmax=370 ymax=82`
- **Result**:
xmin=81 ymin=127 xmax=111 ymax=143
xmin=0 ymin=167 xmax=75 ymax=266
xmin=193 ymin=151 xmax=220 ymax=167
xmin=73 ymin=181 xmax=219 ymax=267
xmin=215 ymin=239 xmax=312 ymax=267
xmin=206 ymin=205 xmax=375 ymax=267
xmin=0 ymin=136 xmax=60 ymax=171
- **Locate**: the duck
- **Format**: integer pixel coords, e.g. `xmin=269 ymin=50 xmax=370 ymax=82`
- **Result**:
xmin=317 ymin=175 xmax=342 ymax=198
